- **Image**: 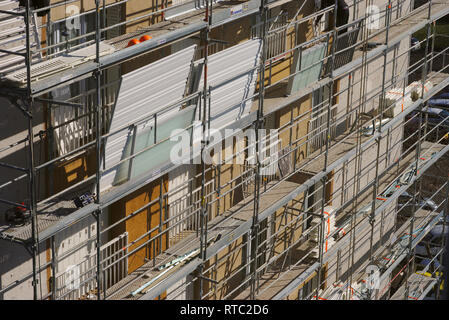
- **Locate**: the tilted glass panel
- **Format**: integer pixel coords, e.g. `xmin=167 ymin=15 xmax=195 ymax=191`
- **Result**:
xmin=114 ymin=107 xmax=197 ymax=185
xmin=287 ymin=42 xmax=327 ymax=95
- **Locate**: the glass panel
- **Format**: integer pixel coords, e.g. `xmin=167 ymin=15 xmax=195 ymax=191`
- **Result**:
xmin=287 ymin=42 xmax=327 ymax=95
xmin=114 ymin=107 xmax=197 ymax=184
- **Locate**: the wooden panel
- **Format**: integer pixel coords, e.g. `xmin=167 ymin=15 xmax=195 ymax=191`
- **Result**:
xmin=147 ymin=178 xmax=169 ymax=260
xmin=53 ymin=151 xmax=96 ymax=194
xmin=125 ymin=190 xmax=150 ymax=273
xmin=215 ymin=164 xmax=245 ymax=215
xmin=209 ymin=136 xmax=247 ymax=216
xmin=40 ymin=15 xmax=46 ymax=54
xmin=109 ymin=176 xmax=168 ymax=274
xmin=325 ymin=171 xmax=334 ymax=205
xmin=259 ymin=57 xmax=294 ymax=90
xmin=285 ymin=0 xmax=315 ymax=45
xmin=333 ymin=79 xmax=340 ymax=105
xmin=268 ymin=190 xmax=306 ymax=261
xmin=46 ymin=238 xmax=52 ymax=299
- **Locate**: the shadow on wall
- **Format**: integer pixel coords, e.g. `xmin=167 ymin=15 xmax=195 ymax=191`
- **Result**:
xmin=0 ymin=241 xmax=48 ymax=300
xmin=18 ymin=0 xmax=49 ymax=16
xmin=0 ymin=94 xmax=95 ymax=225
xmin=0 ymin=97 xmax=45 ymax=224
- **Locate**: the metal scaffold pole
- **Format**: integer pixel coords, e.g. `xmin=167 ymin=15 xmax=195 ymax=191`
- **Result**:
xmin=23 ymin=0 xmax=40 ymax=301
xmin=369 ymin=0 xmax=392 ymax=265
xmin=199 ymin=0 xmax=211 ymax=300
xmin=404 ymin=18 xmax=432 ymax=300
xmin=315 ymin=0 xmax=338 ymax=300
xmin=95 ymin=0 xmax=103 ymax=300
xmin=249 ymin=0 xmax=267 ymax=300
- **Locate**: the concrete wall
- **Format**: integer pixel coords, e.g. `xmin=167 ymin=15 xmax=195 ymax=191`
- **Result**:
xmin=109 ymin=176 xmax=168 ymax=274
xmin=0 ymin=97 xmax=46 ymax=222
xmin=0 ymin=241 xmax=49 ymax=300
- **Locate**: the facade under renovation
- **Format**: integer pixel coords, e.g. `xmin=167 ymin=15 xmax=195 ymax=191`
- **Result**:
xmin=0 ymin=0 xmax=448 ymax=300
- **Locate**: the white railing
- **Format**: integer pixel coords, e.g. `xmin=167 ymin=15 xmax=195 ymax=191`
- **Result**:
xmin=101 ymin=232 xmax=128 ymax=291
xmin=168 ymin=178 xmax=215 ymax=245
xmin=55 ymin=254 xmax=97 ymax=300
xmin=52 ymin=80 xmax=118 ymax=156
xmin=55 ymin=232 xmax=128 ymax=300
xmin=251 ymin=11 xmax=288 ymax=60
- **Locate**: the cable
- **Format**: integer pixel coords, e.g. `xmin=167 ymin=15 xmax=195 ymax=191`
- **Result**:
xmin=399 ymin=226 xmax=426 ymax=240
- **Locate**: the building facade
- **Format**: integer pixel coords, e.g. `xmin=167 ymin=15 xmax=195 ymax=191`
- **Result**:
xmin=0 ymin=0 xmax=448 ymax=300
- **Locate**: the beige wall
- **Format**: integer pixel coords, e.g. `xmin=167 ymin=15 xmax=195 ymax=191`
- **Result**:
xmin=109 ymin=176 xmax=168 ymax=274
xmin=202 ymin=236 xmax=245 ymax=299
xmin=50 ymin=0 xmax=117 ymax=20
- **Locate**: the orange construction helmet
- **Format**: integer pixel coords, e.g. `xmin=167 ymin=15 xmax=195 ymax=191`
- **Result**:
xmin=127 ymin=38 xmax=140 ymax=47
xmin=140 ymin=35 xmax=152 ymax=42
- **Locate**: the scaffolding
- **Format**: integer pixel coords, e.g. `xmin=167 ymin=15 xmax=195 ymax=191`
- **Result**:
xmin=0 ymin=0 xmax=448 ymax=300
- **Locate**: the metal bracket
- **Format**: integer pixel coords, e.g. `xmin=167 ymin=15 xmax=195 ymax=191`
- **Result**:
xmin=35 ymin=97 xmax=83 ymax=108
xmin=90 ymin=210 xmax=101 ymax=219
xmin=10 ymin=98 xmax=32 ymax=118
xmin=0 ymin=233 xmax=27 ymax=246
xmin=198 ymin=275 xmax=218 ymax=284
xmin=23 ymin=241 xmax=34 ymax=256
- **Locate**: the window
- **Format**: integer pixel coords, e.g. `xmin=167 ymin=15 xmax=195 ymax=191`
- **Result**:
xmin=251 ymin=10 xmax=288 ymax=60
xmin=52 ymin=9 xmax=97 ymax=55
xmin=50 ymin=8 xmax=122 ymax=156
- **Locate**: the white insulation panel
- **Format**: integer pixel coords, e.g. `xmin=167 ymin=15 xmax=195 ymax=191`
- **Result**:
xmin=198 ymin=39 xmax=262 ymax=130
xmin=101 ymin=45 xmax=196 ymax=191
